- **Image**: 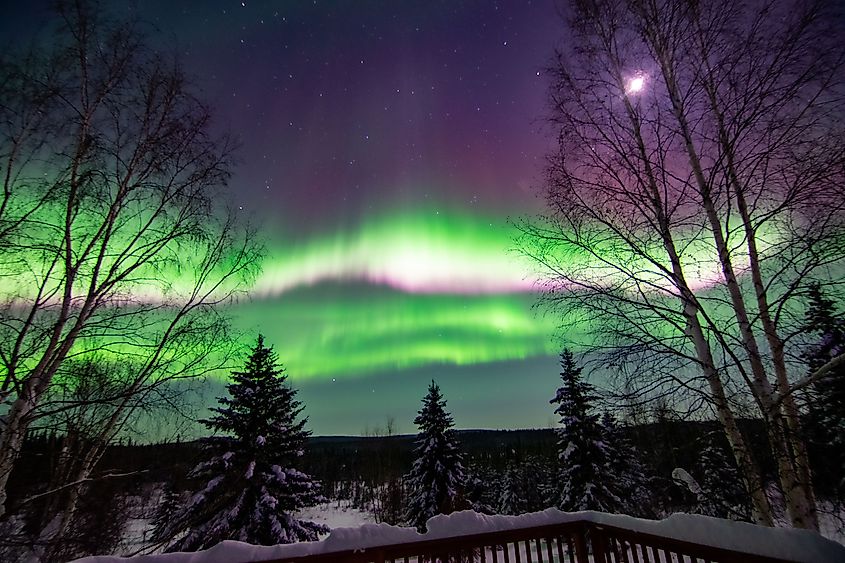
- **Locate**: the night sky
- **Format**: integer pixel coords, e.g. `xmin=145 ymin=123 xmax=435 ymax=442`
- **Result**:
xmin=2 ymin=1 xmax=571 ymax=435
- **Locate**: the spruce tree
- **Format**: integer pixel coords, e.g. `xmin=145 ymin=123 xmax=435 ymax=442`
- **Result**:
xmin=497 ymin=463 xmax=523 ymax=515
xmin=695 ymin=433 xmax=752 ymax=521
xmin=521 ymin=456 xmax=554 ymax=513
xmin=463 ymin=466 xmax=496 ymax=515
xmin=404 ymin=381 xmax=466 ymax=532
xmin=162 ymin=336 xmax=326 ymax=551
xmin=549 ymin=350 xmax=620 ymax=512
xmin=601 ymin=412 xmax=655 ymax=517
xmin=803 ymin=284 xmax=845 ymax=494
xmin=151 ymin=484 xmax=183 ymax=543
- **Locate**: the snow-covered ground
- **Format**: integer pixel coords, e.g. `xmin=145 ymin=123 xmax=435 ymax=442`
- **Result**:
xmin=74 ymin=508 xmax=845 ymax=563
xmin=296 ymin=501 xmax=377 ymax=537
xmin=118 ymin=517 xmax=154 ymax=555
xmin=818 ymin=505 xmax=845 ymax=547
xmin=110 ymin=500 xmax=375 ymax=558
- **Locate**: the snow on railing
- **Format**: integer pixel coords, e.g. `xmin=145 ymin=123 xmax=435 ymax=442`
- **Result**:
xmin=73 ymin=509 xmax=845 ymax=563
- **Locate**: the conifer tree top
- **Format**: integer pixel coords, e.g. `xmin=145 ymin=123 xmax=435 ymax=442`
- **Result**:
xmin=202 ymin=334 xmax=310 ymax=464
xmin=414 ymin=380 xmax=455 ymax=432
xmin=550 ymin=348 xmax=596 ymax=421
xmin=805 ymin=284 xmax=843 ymax=337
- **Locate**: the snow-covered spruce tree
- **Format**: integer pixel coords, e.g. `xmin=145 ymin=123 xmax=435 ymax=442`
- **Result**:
xmin=521 ymin=456 xmax=555 ymax=513
xmin=695 ymin=433 xmax=752 ymax=521
xmin=463 ymin=465 xmax=496 ymax=515
xmin=601 ymin=412 xmax=655 ymax=518
xmin=803 ymin=284 xmax=845 ymax=494
xmin=549 ymin=350 xmax=620 ymax=513
xmin=404 ymin=381 xmax=466 ymax=532
xmin=161 ymin=336 xmax=327 ymax=551
xmin=497 ymin=463 xmax=524 ymax=515
xmin=151 ymin=484 xmax=183 ymax=543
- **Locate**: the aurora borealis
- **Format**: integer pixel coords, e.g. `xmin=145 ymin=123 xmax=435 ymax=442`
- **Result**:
xmin=1 ymin=1 xmax=570 ymax=434
xmin=250 ymin=206 xmax=536 ymax=296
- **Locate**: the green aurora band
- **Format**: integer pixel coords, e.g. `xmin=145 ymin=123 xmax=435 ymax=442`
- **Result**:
xmin=232 ymin=203 xmax=773 ymax=381
xmin=251 ymin=204 xmax=536 ymax=296
xmin=1 ymin=201 xmax=764 ymax=385
xmin=225 ymin=205 xmax=562 ymax=381
xmin=227 ymin=204 xmax=568 ymax=380
xmin=231 ymin=284 xmax=560 ymax=380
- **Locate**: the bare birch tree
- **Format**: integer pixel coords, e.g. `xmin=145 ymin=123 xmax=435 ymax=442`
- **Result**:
xmin=0 ymin=0 xmax=261 ymax=521
xmin=518 ymin=0 xmax=845 ymax=529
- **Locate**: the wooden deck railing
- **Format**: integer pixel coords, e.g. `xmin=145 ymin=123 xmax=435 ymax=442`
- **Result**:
xmin=258 ymin=519 xmax=799 ymax=563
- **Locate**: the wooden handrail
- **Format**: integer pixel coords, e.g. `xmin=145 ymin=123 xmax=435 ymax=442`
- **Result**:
xmin=587 ymin=521 xmax=798 ymax=563
xmin=255 ymin=519 xmax=800 ymax=563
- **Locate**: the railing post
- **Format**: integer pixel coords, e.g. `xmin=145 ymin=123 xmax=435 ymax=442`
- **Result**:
xmin=572 ymin=522 xmax=591 ymax=563
xmin=585 ymin=522 xmax=609 ymax=563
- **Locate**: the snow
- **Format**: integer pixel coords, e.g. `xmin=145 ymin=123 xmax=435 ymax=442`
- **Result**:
xmin=296 ymin=502 xmax=375 ymax=533
xmin=672 ymin=467 xmax=703 ymax=496
xmin=71 ymin=508 xmax=845 ymax=563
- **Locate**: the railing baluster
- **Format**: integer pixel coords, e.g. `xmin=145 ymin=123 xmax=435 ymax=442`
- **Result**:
xmin=605 ymin=536 xmax=616 ymax=563
xmin=555 ymin=535 xmax=566 ymax=563
xmin=649 ymin=545 xmax=661 ymax=563
xmin=607 ymin=537 xmax=617 ymax=563
xmin=561 ymin=535 xmax=571 ymax=563
xmin=620 ymin=538 xmax=632 ymax=563
xmin=534 ymin=538 xmax=544 ymax=563
xmin=630 ymin=540 xmax=641 ymax=563
xmin=638 ymin=542 xmax=650 ymax=563
xmin=620 ymin=539 xmax=629 ymax=563
xmin=543 ymin=537 xmax=554 ymax=563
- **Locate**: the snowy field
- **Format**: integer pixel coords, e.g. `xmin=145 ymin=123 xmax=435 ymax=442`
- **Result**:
xmin=111 ymin=500 xmax=375 ymax=558
xmin=296 ymin=502 xmax=377 ymax=537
